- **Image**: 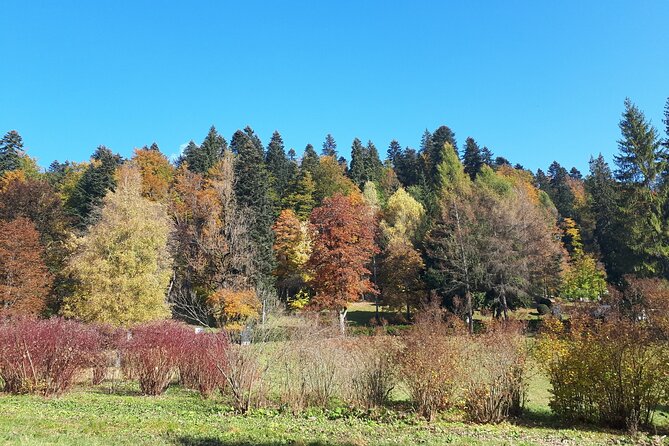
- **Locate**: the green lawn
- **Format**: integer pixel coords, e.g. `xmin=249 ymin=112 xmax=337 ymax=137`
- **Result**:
xmin=0 ymin=381 xmax=662 ymax=446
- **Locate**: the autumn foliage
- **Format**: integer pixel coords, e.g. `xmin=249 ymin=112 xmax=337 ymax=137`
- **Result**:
xmin=0 ymin=217 xmax=52 ymax=315
xmin=308 ymin=193 xmax=379 ymax=315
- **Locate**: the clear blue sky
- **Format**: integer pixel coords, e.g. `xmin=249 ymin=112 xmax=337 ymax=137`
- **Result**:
xmin=2 ymin=0 xmax=668 ymax=172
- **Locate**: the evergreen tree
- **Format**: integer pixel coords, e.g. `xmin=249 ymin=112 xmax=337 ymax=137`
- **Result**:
xmin=547 ymin=161 xmax=576 ymax=218
xmin=613 ymin=99 xmax=668 ymax=276
xmin=231 ymin=130 xmax=276 ymax=283
xmin=0 ymin=130 xmax=24 ymax=175
xmin=387 ymin=140 xmax=402 ymax=169
xmin=365 ymin=140 xmax=384 ymax=184
xmin=284 ymin=170 xmax=316 ymax=220
xmin=425 ymin=125 xmax=457 ymax=187
xmin=348 ymin=138 xmax=367 ymax=186
xmin=181 ymin=126 xmax=227 ymax=174
xmin=586 ymin=154 xmax=627 ymax=279
xmin=300 ymin=144 xmax=320 ymax=177
xmin=322 ymin=133 xmax=337 ymax=157
xmin=481 ymin=146 xmax=494 ymax=166
xmin=569 ymin=167 xmax=583 ymax=179
xmin=462 ymin=137 xmax=484 ymax=179
xmin=67 ymin=146 xmax=122 ymax=229
xmin=535 ymin=168 xmax=550 ymax=191
xmin=265 ymin=131 xmax=291 ymax=213
xmin=287 ymin=148 xmax=297 ymax=162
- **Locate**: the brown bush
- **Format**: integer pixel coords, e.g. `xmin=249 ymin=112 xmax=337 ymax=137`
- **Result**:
xmin=0 ymin=317 xmax=102 ymax=396
xmin=463 ymin=320 xmax=527 ymax=423
xmin=397 ymin=310 xmax=466 ymax=421
xmin=177 ymin=331 xmax=229 ymax=398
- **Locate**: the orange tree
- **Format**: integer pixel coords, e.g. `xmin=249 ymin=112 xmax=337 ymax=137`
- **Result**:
xmin=307 ymin=193 xmax=378 ymax=334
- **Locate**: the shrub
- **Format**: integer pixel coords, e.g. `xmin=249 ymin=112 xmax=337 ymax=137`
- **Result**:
xmin=463 ymin=320 xmax=527 ymax=423
xmin=536 ymin=304 xmax=550 ymax=316
xmin=90 ymin=324 xmax=126 ymax=385
xmin=121 ymin=320 xmax=192 ymax=396
xmin=349 ymin=335 xmax=400 ymax=409
xmin=0 ymin=317 xmax=102 ymax=396
xmin=536 ymin=315 xmax=669 ymax=429
xmin=397 ymin=312 xmax=466 ymax=421
xmin=177 ymin=331 xmax=229 ymax=398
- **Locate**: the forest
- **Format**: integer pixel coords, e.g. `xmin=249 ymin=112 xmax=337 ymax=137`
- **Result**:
xmin=1 ymin=97 xmax=669 ymax=443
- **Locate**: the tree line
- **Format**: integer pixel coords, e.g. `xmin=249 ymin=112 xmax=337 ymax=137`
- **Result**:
xmin=0 ymin=97 xmax=668 ymax=330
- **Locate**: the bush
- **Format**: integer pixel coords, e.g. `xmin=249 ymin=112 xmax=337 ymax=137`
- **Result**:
xmin=0 ymin=317 xmax=102 ymax=396
xmin=536 ymin=304 xmax=550 ymax=316
xmin=349 ymin=336 xmax=399 ymax=409
xmin=536 ymin=315 xmax=669 ymax=429
xmin=121 ymin=320 xmax=192 ymax=396
xmin=177 ymin=331 xmax=229 ymax=398
xmin=397 ymin=312 xmax=466 ymax=421
xmin=462 ymin=320 xmax=527 ymax=423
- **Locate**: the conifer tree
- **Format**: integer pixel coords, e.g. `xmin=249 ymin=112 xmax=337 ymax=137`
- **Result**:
xmin=67 ymin=146 xmax=122 ymax=229
xmin=231 ymin=130 xmax=276 ymax=284
xmin=366 ymin=140 xmax=384 ymax=184
xmin=181 ymin=126 xmax=227 ymax=174
xmin=348 ymin=138 xmax=367 ymax=186
xmin=462 ymin=137 xmax=484 ymax=179
xmin=0 ymin=130 xmax=24 ymax=175
xmin=265 ymin=131 xmax=291 ymax=213
xmin=300 ymin=144 xmax=320 ymax=177
xmin=481 ymin=146 xmax=494 ymax=166
xmin=284 ymin=171 xmax=316 ymax=220
xmin=322 ymin=133 xmax=337 ymax=157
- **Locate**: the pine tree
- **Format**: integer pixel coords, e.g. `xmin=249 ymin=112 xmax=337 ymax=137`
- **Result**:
xmin=348 ymin=138 xmax=367 ymax=186
xmin=0 ymin=130 xmax=24 ymax=175
xmin=284 ymin=170 xmax=316 ymax=220
xmin=67 ymin=146 xmax=122 ymax=229
xmin=231 ymin=130 xmax=276 ymax=284
xmin=462 ymin=137 xmax=484 ymax=179
xmin=322 ymin=134 xmax=337 ymax=157
xmin=181 ymin=126 xmax=227 ymax=174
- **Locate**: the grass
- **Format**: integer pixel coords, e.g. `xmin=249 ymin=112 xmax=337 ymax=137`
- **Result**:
xmin=0 ymin=381 xmax=651 ymax=446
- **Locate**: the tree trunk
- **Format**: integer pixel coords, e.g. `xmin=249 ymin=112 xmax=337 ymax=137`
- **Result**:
xmin=500 ymin=289 xmax=509 ymax=320
xmin=465 ymin=290 xmax=474 ymax=334
xmin=338 ymin=308 xmax=348 ymax=336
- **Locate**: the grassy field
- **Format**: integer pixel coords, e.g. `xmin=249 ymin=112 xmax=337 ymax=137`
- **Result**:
xmin=0 ymin=381 xmax=656 ymax=446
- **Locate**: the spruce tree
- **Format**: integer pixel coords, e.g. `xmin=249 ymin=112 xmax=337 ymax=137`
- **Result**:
xmin=230 ymin=130 xmax=275 ymax=283
xmin=0 ymin=130 xmax=24 ymax=174
xmin=67 ymin=146 xmax=123 ymax=229
xmin=547 ymin=161 xmax=576 ymax=218
xmin=613 ymin=99 xmax=668 ymax=276
xmin=462 ymin=137 xmax=484 ymax=179
xmin=265 ymin=131 xmax=291 ymax=213
xmin=322 ymin=134 xmax=337 ymax=157
xmin=301 ymin=144 xmax=320 ymax=177
xmin=181 ymin=126 xmax=227 ymax=174
xmin=481 ymin=146 xmax=494 ymax=166
xmin=387 ymin=140 xmax=402 ymax=168
xmin=348 ymin=138 xmax=367 ymax=186
xmin=365 ymin=140 xmax=384 ymax=184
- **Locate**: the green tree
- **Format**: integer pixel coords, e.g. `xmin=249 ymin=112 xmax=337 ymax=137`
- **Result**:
xmin=313 ymin=155 xmax=357 ymax=203
xmin=348 ymin=138 xmax=367 ymax=186
xmin=614 ymin=99 xmax=668 ymax=277
xmin=231 ymin=129 xmax=276 ymax=284
xmin=300 ymin=144 xmax=320 ymax=177
xmin=284 ymin=170 xmax=316 ymax=220
xmin=265 ymin=131 xmax=291 ymax=214
xmin=462 ymin=137 xmax=483 ymax=180
xmin=181 ymin=126 xmax=227 ymax=174
xmin=62 ymin=165 xmax=172 ymax=326
xmin=322 ymin=133 xmax=337 ymax=157
xmin=0 ymin=130 xmax=24 ymax=175
xmin=66 ymin=146 xmax=122 ymax=229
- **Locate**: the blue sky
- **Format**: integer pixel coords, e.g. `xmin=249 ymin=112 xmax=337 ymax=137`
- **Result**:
xmin=2 ymin=0 xmax=668 ymax=172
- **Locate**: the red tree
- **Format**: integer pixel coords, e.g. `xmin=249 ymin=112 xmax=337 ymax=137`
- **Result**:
xmin=308 ymin=193 xmax=378 ymax=333
xmin=0 ymin=217 xmax=52 ymax=315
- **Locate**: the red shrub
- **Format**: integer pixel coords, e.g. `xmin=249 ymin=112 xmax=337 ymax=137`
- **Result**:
xmin=90 ymin=324 xmax=126 ymax=385
xmin=0 ymin=317 xmax=102 ymax=396
xmin=177 ymin=331 xmax=229 ymax=398
xmin=121 ymin=320 xmax=192 ymax=395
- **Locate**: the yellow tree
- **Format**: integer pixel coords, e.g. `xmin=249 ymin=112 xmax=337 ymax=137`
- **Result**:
xmin=62 ymin=165 xmax=173 ymax=326
xmin=272 ymin=209 xmax=311 ymax=299
xmin=132 ymin=146 xmax=175 ymax=201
